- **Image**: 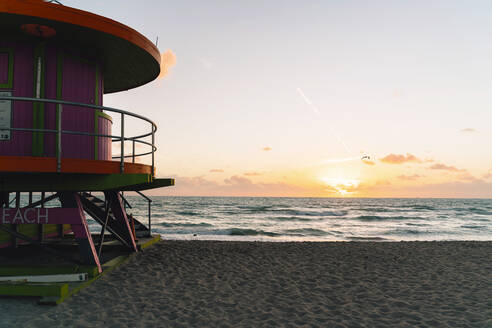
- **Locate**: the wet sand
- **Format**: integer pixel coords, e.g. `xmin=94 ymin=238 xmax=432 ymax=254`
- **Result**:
xmin=2 ymin=240 xmax=491 ymax=327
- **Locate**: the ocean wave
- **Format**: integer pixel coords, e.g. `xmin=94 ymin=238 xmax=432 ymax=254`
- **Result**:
xmin=460 ymin=225 xmax=486 ymax=230
xmin=449 ymin=207 xmax=492 ymax=215
xmin=228 ymin=228 xmax=279 ymax=237
xmin=467 ymin=208 xmax=492 ymax=215
xmin=346 ymin=236 xmax=388 ymax=241
xmin=352 ymin=215 xmax=426 ymax=222
xmin=383 ymin=229 xmax=427 ymax=235
xmin=394 ymin=204 xmax=435 ymax=211
xmin=469 ymin=218 xmax=491 ymax=222
xmin=269 ymin=216 xmax=315 ymax=222
xmin=271 ymin=209 xmax=348 ymax=217
xmin=236 ymin=205 xmax=274 ymax=212
xmin=405 ymin=222 xmax=430 ymax=227
xmin=355 ymin=207 xmax=397 ymax=213
xmin=283 ymin=228 xmax=330 ymax=236
xmin=158 ymin=222 xmax=213 ymax=228
xmin=409 ymin=205 xmax=435 ymax=211
xmin=175 ymin=211 xmax=201 ymax=216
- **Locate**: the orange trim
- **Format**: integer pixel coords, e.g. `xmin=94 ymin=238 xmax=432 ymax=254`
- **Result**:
xmin=0 ymin=0 xmax=160 ymax=66
xmin=0 ymin=156 xmax=152 ymax=175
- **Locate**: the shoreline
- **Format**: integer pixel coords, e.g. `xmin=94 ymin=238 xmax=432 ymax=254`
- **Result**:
xmin=154 ymin=234 xmax=492 ymax=243
xmin=2 ymin=240 xmax=491 ymax=327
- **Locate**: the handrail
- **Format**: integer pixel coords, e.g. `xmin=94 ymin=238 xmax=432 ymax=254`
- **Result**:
xmin=135 ymin=191 xmax=152 ymax=237
xmin=0 ymin=95 xmax=156 ymax=176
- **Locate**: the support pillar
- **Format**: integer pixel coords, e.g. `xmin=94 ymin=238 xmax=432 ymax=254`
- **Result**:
xmin=59 ymin=192 xmax=102 ymax=273
xmin=104 ymin=191 xmax=138 ymax=252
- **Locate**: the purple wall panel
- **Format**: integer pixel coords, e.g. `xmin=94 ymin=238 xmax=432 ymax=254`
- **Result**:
xmin=0 ymin=42 xmax=33 ymax=156
xmin=98 ymin=115 xmax=112 ymax=160
xmin=60 ymin=55 xmax=96 ymax=159
xmin=43 ymin=45 xmax=58 ymax=157
xmin=0 ymin=42 xmax=107 ymax=160
xmin=0 ymin=53 xmax=8 ymax=84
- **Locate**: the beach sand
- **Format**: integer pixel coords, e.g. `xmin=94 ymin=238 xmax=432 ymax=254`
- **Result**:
xmin=2 ymin=240 xmax=491 ymax=327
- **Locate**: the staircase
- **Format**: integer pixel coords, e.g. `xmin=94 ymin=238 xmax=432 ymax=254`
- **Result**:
xmin=79 ymin=192 xmax=150 ymax=249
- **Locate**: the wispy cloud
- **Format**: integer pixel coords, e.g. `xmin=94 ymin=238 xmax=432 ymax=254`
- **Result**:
xmin=460 ymin=128 xmax=477 ymax=133
xmin=158 ymin=50 xmax=176 ymax=79
xmin=482 ymin=171 xmax=492 ymax=180
xmin=458 ymin=172 xmax=479 ymax=182
xmin=262 ymin=147 xmax=272 ymax=151
xmin=157 ymin=175 xmax=314 ymax=197
xmin=362 ymin=160 xmax=375 ymax=166
xmin=398 ymin=174 xmax=423 ymax=181
xmin=380 ymin=153 xmax=422 ymax=164
xmin=244 ymin=172 xmax=261 ymax=176
xmin=224 ymin=175 xmax=253 ymax=186
xmin=429 ymin=163 xmax=464 ymax=172
xmin=209 ymin=169 xmax=224 ymax=173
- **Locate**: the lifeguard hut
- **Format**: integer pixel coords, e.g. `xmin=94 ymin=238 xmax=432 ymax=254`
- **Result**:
xmin=0 ymin=0 xmax=173 ymax=275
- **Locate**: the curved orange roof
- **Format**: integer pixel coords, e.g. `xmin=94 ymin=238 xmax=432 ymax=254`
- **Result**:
xmin=0 ymin=0 xmax=161 ymax=93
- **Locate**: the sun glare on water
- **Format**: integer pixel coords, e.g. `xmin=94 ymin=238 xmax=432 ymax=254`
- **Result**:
xmin=321 ymin=177 xmax=360 ymax=196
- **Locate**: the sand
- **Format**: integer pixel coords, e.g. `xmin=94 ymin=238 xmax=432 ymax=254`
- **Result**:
xmin=1 ymin=240 xmax=491 ymax=328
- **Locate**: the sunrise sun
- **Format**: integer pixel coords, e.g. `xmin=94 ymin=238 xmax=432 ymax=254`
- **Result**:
xmin=321 ymin=177 xmax=360 ymax=196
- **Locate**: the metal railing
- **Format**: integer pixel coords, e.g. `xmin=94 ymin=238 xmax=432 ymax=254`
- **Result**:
xmin=0 ymin=96 xmax=156 ymax=176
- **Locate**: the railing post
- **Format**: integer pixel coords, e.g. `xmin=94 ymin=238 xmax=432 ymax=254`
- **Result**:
xmin=148 ymin=199 xmax=151 ymax=237
xmin=132 ymin=139 xmax=135 ymax=163
xmin=151 ymin=123 xmax=155 ymax=178
xmin=120 ymin=113 xmax=124 ymax=173
xmin=57 ymin=105 xmax=62 ymax=172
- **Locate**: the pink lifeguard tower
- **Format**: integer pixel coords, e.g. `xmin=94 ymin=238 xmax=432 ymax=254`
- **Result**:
xmin=0 ymin=0 xmax=173 ymax=275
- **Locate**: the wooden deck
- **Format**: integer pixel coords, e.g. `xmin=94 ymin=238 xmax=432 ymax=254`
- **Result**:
xmin=0 ymin=234 xmax=162 ymax=305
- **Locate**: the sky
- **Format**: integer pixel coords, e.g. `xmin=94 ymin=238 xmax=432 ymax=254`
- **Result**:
xmin=64 ymin=0 xmax=492 ymax=198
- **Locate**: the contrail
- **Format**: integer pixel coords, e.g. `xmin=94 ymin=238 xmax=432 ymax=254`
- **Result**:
xmin=296 ymin=88 xmax=319 ymax=114
xmin=296 ymin=87 xmax=312 ymax=105
xmin=297 ymin=87 xmax=352 ymax=155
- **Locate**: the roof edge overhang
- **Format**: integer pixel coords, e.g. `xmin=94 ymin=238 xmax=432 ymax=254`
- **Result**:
xmin=0 ymin=0 xmax=161 ymax=93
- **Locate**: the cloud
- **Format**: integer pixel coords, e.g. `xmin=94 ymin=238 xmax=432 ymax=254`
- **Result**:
xmin=380 ymin=153 xmax=422 ymax=164
xmin=458 ymin=172 xmax=479 ymax=182
xmin=244 ymin=172 xmax=261 ymax=176
xmin=460 ymin=128 xmax=477 ymax=133
xmin=158 ymin=50 xmax=176 ymax=79
xmin=262 ymin=147 xmax=272 ymax=151
xmin=360 ymin=179 xmax=492 ymax=198
xmin=362 ymin=160 xmax=375 ymax=166
xmin=429 ymin=163 xmax=463 ymax=172
xmin=209 ymin=169 xmax=224 ymax=173
xmin=482 ymin=171 xmax=492 ymax=180
xmin=398 ymin=174 xmax=423 ymax=181
xmin=224 ymin=175 xmax=253 ymax=186
xmin=154 ymin=175 xmax=315 ymax=197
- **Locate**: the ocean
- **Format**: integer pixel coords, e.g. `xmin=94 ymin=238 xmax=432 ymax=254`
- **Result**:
xmin=111 ymin=196 xmax=492 ymax=242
